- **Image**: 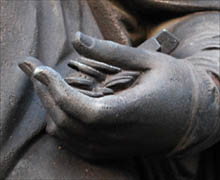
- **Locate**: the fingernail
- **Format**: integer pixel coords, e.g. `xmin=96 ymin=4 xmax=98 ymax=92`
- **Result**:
xmin=75 ymin=32 xmax=93 ymax=48
xmin=33 ymin=68 xmax=50 ymax=86
xmin=19 ymin=57 xmax=43 ymax=77
xmin=19 ymin=61 xmax=34 ymax=77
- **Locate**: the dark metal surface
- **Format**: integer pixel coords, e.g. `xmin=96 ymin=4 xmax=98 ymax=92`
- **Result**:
xmin=19 ymin=12 xmax=220 ymax=178
xmin=1 ymin=0 xmax=220 ymax=180
xmin=132 ymin=0 xmax=220 ymax=13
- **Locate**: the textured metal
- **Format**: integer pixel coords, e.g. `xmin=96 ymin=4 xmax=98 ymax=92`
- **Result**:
xmin=1 ymin=0 xmax=220 ymax=179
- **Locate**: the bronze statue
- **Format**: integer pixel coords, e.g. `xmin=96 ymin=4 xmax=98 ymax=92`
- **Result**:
xmin=1 ymin=0 xmax=220 ymax=179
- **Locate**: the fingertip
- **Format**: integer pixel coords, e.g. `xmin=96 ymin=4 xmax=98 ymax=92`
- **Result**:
xmin=18 ymin=57 xmax=42 ymax=77
xmin=33 ymin=67 xmax=50 ymax=86
xmin=72 ymin=31 xmax=81 ymax=48
xmin=74 ymin=31 xmax=82 ymax=42
xmin=72 ymin=31 xmax=94 ymax=50
xmin=19 ymin=61 xmax=34 ymax=77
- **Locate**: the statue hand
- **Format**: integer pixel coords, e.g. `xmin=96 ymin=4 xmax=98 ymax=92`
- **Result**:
xmin=71 ymin=32 xmax=196 ymax=157
xmin=19 ymin=33 xmax=196 ymax=158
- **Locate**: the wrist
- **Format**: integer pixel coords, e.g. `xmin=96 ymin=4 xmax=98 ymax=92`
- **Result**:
xmin=168 ymin=63 xmax=220 ymax=157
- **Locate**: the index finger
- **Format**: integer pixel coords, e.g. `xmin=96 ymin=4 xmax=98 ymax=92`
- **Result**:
xmin=72 ymin=32 xmax=157 ymax=70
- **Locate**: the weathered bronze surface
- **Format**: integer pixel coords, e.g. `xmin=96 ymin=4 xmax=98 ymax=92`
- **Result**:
xmin=1 ymin=0 xmax=220 ymax=179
